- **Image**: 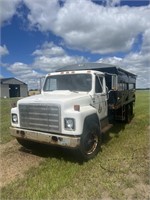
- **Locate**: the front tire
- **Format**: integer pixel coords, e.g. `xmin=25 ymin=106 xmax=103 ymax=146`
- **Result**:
xmin=79 ymin=123 xmax=101 ymax=161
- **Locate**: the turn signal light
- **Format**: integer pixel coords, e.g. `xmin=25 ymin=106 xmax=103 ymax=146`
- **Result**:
xmin=74 ymin=105 xmax=80 ymax=111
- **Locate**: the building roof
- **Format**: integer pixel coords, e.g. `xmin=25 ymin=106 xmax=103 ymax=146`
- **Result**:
xmin=0 ymin=77 xmax=27 ymax=85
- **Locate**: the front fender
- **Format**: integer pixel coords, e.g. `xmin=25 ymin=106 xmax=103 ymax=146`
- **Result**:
xmin=62 ymin=105 xmax=98 ymax=136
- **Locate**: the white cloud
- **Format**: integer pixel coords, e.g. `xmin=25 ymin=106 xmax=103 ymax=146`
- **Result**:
xmin=23 ymin=0 xmax=60 ymax=31
xmin=24 ymin=0 xmax=150 ymax=54
xmin=7 ymin=43 xmax=87 ymax=88
xmin=0 ymin=0 xmax=21 ymax=26
xmin=8 ymin=62 xmax=43 ymax=89
xmin=1 ymin=0 xmax=150 ymax=54
xmin=141 ymin=28 xmax=150 ymax=53
xmin=33 ymin=55 xmax=86 ymax=72
xmin=97 ymin=50 xmax=150 ymax=89
xmin=0 ymin=45 xmax=9 ymax=56
xmin=32 ymin=42 xmax=87 ymax=72
xmin=32 ymin=42 xmax=65 ymax=57
xmin=1 ymin=0 xmax=150 ymax=88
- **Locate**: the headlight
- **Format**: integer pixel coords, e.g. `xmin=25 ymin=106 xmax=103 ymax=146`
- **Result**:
xmin=64 ymin=118 xmax=75 ymax=130
xmin=12 ymin=114 xmax=18 ymax=123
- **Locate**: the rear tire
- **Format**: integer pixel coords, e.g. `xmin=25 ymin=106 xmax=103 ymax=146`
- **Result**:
xmin=125 ymin=103 xmax=133 ymax=123
xmin=79 ymin=123 xmax=101 ymax=161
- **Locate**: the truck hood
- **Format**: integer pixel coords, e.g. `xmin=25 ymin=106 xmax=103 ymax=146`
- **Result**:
xmin=18 ymin=91 xmax=92 ymax=108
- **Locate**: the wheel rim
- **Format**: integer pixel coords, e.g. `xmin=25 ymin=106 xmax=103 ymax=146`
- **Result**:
xmin=84 ymin=131 xmax=99 ymax=155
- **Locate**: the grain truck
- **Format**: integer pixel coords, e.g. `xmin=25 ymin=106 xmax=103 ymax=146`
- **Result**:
xmin=10 ymin=63 xmax=136 ymax=160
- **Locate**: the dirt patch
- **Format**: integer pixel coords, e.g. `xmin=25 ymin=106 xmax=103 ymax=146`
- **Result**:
xmin=0 ymin=139 xmax=44 ymax=187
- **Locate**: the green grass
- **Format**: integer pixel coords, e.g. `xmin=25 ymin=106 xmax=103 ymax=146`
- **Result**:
xmin=1 ymin=91 xmax=150 ymax=199
xmin=0 ymin=98 xmax=19 ymax=144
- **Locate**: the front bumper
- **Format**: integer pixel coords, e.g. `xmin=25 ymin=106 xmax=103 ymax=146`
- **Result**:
xmin=10 ymin=127 xmax=80 ymax=148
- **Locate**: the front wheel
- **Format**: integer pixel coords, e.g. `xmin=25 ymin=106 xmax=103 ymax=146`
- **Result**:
xmin=79 ymin=123 xmax=102 ymax=161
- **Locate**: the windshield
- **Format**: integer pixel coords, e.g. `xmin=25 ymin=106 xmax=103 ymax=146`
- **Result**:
xmin=43 ymin=74 xmax=92 ymax=92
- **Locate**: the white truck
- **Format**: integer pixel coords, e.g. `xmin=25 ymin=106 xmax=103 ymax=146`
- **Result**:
xmin=10 ymin=63 xmax=136 ymax=160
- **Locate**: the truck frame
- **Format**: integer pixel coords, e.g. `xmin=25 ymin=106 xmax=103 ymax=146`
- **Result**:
xmin=10 ymin=63 xmax=136 ymax=160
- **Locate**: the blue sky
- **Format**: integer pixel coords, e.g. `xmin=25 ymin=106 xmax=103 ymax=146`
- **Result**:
xmin=1 ymin=0 xmax=150 ymax=89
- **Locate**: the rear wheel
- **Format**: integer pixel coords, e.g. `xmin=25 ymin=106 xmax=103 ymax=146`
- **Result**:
xmin=79 ymin=123 xmax=101 ymax=161
xmin=125 ymin=103 xmax=133 ymax=123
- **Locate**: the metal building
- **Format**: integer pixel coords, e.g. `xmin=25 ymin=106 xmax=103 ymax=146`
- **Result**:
xmin=0 ymin=78 xmax=28 ymax=98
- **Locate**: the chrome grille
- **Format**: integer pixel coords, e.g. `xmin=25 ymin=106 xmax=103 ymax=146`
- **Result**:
xmin=19 ymin=104 xmax=61 ymax=133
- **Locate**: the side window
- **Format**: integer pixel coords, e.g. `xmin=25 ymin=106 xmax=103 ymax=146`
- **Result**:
xmin=129 ymin=83 xmax=135 ymax=90
xmin=95 ymin=76 xmax=103 ymax=93
xmin=118 ymin=83 xmax=128 ymax=91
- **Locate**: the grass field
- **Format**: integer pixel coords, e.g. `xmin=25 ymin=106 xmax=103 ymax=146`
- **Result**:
xmin=1 ymin=91 xmax=150 ymax=199
xmin=0 ymin=98 xmax=19 ymax=144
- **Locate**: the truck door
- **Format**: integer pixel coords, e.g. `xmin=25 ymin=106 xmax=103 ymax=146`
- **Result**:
xmin=93 ymin=75 xmax=108 ymax=120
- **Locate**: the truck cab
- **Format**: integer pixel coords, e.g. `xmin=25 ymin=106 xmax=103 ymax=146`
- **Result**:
xmin=10 ymin=63 xmax=136 ymax=160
